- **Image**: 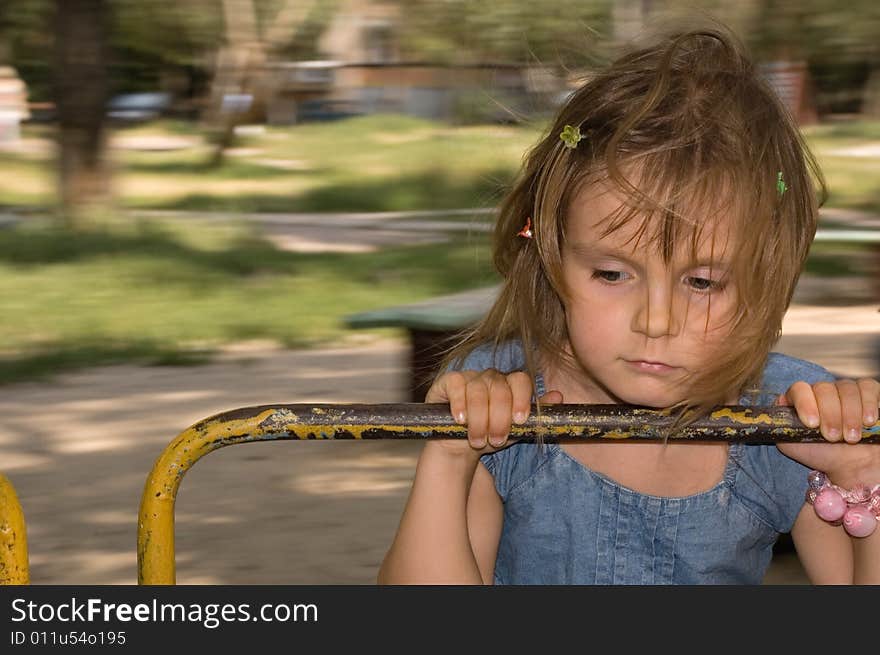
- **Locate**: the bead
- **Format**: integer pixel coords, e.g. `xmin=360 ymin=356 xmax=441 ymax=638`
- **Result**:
xmin=867 ymin=494 xmax=880 ymax=519
xmin=848 ymin=484 xmax=871 ymax=504
xmin=805 ymin=489 xmax=818 ymax=504
xmin=814 ymin=487 xmax=847 ymax=522
xmin=808 ymin=471 xmax=826 ymax=490
xmin=842 ymin=505 xmax=878 ymax=538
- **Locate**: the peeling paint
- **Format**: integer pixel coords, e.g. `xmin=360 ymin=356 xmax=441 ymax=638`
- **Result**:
xmin=711 ymin=408 xmax=780 ymax=425
xmin=138 ymin=402 xmax=875 ymax=585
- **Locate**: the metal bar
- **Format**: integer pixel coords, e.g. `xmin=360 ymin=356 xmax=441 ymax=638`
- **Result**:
xmin=138 ymin=403 xmax=880 ymax=584
xmin=0 ymin=473 xmax=29 ymax=585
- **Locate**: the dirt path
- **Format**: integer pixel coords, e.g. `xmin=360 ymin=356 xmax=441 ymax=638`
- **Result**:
xmin=1 ymin=337 xmax=418 ymax=584
xmin=0 ymin=301 xmax=877 ymax=584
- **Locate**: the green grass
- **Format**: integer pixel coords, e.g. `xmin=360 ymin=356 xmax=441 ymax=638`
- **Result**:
xmin=0 ymin=214 xmax=868 ymax=385
xmin=126 ymin=167 xmax=514 ymax=213
xmin=803 ymin=120 xmax=880 ymax=214
xmin=1 ymin=115 xmax=536 ymax=212
xmin=0 ymin=115 xmax=876 ymax=384
xmin=804 ymin=239 xmax=877 ymax=277
xmin=0 ymin=152 xmax=54 ymax=206
xmin=803 ymin=120 xmax=880 ymax=141
xmin=0 ymin=218 xmax=496 ymax=384
xmin=2 ymin=116 xmax=879 ymax=215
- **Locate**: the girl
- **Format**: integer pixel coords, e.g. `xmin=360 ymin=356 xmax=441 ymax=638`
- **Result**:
xmin=377 ymin=22 xmax=880 ymax=584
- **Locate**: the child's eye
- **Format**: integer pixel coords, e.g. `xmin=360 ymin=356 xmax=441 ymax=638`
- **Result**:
xmin=686 ymin=276 xmax=723 ymax=292
xmin=593 ymin=269 xmax=630 ymax=283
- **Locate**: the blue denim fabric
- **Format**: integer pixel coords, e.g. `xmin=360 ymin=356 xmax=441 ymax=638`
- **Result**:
xmin=449 ymin=342 xmax=836 ymax=584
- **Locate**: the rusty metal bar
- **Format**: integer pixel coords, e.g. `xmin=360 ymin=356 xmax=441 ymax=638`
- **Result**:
xmin=0 ymin=473 xmax=30 ymax=585
xmin=138 ymin=403 xmax=880 ymax=584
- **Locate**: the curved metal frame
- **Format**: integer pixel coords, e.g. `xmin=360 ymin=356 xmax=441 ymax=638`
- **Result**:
xmin=0 ymin=473 xmax=29 ymax=585
xmin=137 ymin=402 xmax=880 ymax=584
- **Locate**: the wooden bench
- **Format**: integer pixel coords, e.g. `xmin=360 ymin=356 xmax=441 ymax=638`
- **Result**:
xmin=345 ymin=285 xmax=499 ymax=401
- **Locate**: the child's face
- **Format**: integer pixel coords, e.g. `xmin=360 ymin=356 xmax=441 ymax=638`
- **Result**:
xmin=559 ymin=183 xmax=739 ymax=407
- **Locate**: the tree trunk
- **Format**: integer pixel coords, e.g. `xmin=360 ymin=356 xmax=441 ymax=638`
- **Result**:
xmin=54 ymin=0 xmax=110 ymax=228
xmin=205 ymin=44 xmax=261 ymax=168
xmin=861 ymin=63 xmax=880 ymax=119
xmin=205 ymin=0 xmax=315 ymax=167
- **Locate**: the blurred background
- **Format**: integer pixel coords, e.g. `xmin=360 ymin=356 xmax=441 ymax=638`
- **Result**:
xmin=0 ymin=1 xmax=877 ymax=584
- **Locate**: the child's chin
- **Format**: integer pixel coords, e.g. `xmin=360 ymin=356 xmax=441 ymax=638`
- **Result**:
xmin=614 ymin=388 xmax=685 ymax=409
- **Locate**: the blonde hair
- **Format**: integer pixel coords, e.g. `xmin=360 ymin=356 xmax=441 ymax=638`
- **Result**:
xmin=438 ymin=19 xmax=826 ymax=435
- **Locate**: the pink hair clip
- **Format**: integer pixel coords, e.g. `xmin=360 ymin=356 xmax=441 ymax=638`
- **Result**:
xmin=516 ymin=217 xmax=533 ymax=239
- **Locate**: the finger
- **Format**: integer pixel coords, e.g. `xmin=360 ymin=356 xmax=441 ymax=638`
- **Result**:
xmin=774 ymin=393 xmax=790 ymax=406
xmin=465 ymin=375 xmax=492 ymax=449
xmin=786 ymin=381 xmax=819 ymax=428
xmin=426 ymin=370 xmax=478 ymax=403
xmin=424 ymin=376 xmax=449 ymax=404
xmin=434 ymin=371 xmax=469 ymax=424
xmin=507 ymin=371 xmax=533 ymax=425
xmin=539 ymin=390 xmax=564 ymax=405
xmin=857 ymin=378 xmax=879 ymax=426
xmin=812 ymin=380 xmax=843 ymax=442
xmin=486 ymin=373 xmax=514 ymax=448
xmin=836 ymin=379 xmax=863 ymax=443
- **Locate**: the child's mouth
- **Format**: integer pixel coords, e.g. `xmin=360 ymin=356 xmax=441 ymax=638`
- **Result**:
xmin=626 ymin=360 xmax=679 ymax=374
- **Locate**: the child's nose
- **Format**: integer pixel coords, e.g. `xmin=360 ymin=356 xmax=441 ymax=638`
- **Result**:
xmin=632 ymin=285 xmax=682 ymax=338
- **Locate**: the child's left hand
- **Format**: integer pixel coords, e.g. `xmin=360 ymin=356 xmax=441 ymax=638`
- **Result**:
xmin=775 ymin=378 xmax=880 ymax=487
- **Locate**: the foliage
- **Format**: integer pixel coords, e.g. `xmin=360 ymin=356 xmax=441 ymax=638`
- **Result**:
xmin=663 ymin=0 xmax=880 ymax=114
xmin=393 ymin=0 xmax=614 ymax=68
xmin=3 ymin=1 xmax=880 ymax=111
xmin=0 ymin=0 xmax=334 ymax=100
xmin=0 ymin=0 xmax=53 ymax=100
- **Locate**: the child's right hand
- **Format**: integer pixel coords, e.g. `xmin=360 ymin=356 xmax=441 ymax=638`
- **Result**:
xmin=425 ymin=369 xmax=564 ymax=456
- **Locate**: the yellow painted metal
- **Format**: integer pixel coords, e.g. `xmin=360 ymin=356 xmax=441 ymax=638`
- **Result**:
xmin=0 ymin=473 xmax=29 ymax=585
xmin=138 ymin=408 xmax=284 ymax=584
xmin=137 ymin=405 xmax=472 ymax=583
xmin=138 ymin=405 xmax=456 ymax=583
xmin=138 ymin=404 xmax=519 ymax=583
xmin=138 ymin=403 xmax=878 ymax=584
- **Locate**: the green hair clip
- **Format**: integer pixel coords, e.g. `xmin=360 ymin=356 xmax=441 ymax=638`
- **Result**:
xmin=560 ymin=124 xmax=585 ymax=149
xmin=776 ymin=171 xmax=788 ymax=196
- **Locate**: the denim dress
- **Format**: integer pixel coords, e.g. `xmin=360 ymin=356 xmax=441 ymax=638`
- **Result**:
xmin=452 ymin=341 xmax=836 ymax=584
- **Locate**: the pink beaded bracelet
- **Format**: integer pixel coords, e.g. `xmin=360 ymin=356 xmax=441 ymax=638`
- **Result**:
xmin=805 ymin=470 xmax=880 ymax=538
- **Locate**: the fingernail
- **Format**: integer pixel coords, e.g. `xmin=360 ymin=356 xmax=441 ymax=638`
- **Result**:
xmin=456 ymin=411 xmax=466 ymax=424
xmin=827 ymin=428 xmax=840 ymax=439
xmin=805 ymin=415 xmax=820 ymax=428
xmin=847 ymin=428 xmax=860 ymax=442
xmin=513 ymin=411 xmax=527 ymax=424
xmin=866 ymin=414 xmax=877 ymax=425
xmin=489 ymin=437 xmax=505 ymax=448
